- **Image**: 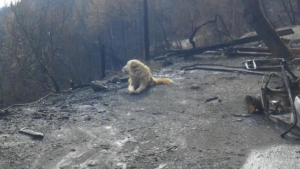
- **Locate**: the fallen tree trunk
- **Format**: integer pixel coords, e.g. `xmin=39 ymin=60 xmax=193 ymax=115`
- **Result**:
xmin=155 ymin=28 xmax=294 ymax=60
xmin=243 ymin=0 xmax=292 ymax=58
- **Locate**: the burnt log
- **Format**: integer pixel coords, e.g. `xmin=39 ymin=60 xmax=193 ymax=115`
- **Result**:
xmin=243 ymin=0 xmax=292 ymax=58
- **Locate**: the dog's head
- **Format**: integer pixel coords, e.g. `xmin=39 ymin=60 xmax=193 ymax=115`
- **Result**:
xmin=122 ymin=60 xmax=141 ymax=74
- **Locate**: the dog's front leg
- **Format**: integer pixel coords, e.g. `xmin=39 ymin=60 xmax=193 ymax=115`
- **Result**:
xmin=128 ymin=85 xmax=135 ymax=94
xmin=128 ymin=78 xmax=135 ymax=94
xmin=134 ymin=84 xmax=147 ymax=94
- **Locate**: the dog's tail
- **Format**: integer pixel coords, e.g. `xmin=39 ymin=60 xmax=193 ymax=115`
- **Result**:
xmin=152 ymin=77 xmax=173 ymax=85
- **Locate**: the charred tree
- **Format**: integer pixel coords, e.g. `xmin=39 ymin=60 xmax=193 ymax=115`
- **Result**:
xmin=243 ymin=0 xmax=292 ymax=58
xmin=98 ymin=36 xmax=106 ymax=79
xmin=101 ymin=45 xmax=106 ymax=79
xmin=297 ymin=0 xmax=300 ymax=13
xmin=189 ymin=18 xmax=216 ymax=49
xmin=143 ymin=0 xmax=150 ymax=61
xmin=280 ymin=0 xmax=295 ymax=25
xmin=189 ymin=15 xmax=231 ymax=49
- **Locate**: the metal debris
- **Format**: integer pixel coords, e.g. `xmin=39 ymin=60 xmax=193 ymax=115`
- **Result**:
xmin=19 ymin=128 xmax=44 ymax=139
xmin=232 ymin=114 xmax=251 ymax=117
xmin=205 ymin=97 xmax=219 ymax=103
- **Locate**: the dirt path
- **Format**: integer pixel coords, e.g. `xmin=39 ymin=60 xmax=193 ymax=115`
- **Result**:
xmin=0 ymin=56 xmax=299 ymax=169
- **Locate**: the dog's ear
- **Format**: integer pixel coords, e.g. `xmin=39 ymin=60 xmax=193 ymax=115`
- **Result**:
xmin=130 ymin=61 xmax=139 ymax=70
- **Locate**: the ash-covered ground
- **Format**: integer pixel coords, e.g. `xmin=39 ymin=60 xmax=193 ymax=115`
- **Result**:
xmin=1 ymin=56 xmax=300 ymax=169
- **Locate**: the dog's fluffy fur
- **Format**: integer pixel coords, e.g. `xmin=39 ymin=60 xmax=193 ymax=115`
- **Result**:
xmin=122 ymin=59 xmax=173 ymax=94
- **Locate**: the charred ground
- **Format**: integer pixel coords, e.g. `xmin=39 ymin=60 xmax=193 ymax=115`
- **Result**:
xmin=0 ymin=56 xmax=299 ymax=169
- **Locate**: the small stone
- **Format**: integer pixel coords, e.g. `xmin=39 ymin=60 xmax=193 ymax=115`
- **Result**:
xmin=237 ymin=153 xmax=245 ymax=156
xmin=83 ymin=115 xmax=91 ymax=121
xmin=162 ymin=58 xmax=174 ymax=67
xmin=60 ymin=105 xmax=68 ymax=109
xmin=233 ymin=118 xmax=243 ymax=122
xmin=100 ymin=144 xmax=111 ymax=150
xmin=58 ymin=114 xmax=69 ymax=120
xmin=87 ymin=160 xmax=98 ymax=166
xmin=135 ymin=108 xmax=145 ymax=112
xmin=98 ymin=109 xmax=106 ymax=113
xmin=31 ymin=112 xmax=46 ymax=119
xmin=191 ymin=84 xmax=200 ymax=90
xmin=90 ymin=80 xmax=108 ymax=92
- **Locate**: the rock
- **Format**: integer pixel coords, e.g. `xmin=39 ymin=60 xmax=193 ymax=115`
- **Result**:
xmin=233 ymin=118 xmax=243 ymax=122
xmin=87 ymin=160 xmax=98 ymax=166
xmin=162 ymin=58 xmax=173 ymax=67
xmin=98 ymin=109 xmax=106 ymax=113
xmin=58 ymin=115 xmax=69 ymax=120
xmin=135 ymin=108 xmax=145 ymax=112
xmin=31 ymin=112 xmax=46 ymax=119
xmin=191 ymin=84 xmax=200 ymax=90
xmin=60 ymin=105 xmax=68 ymax=109
xmin=109 ymin=76 xmax=120 ymax=83
xmin=232 ymin=114 xmax=251 ymax=117
xmin=100 ymin=144 xmax=111 ymax=150
xmin=83 ymin=115 xmax=91 ymax=121
xmin=90 ymin=80 xmax=108 ymax=92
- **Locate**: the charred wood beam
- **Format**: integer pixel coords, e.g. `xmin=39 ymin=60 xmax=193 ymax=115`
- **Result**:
xmin=181 ymin=65 xmax=271 ymax=76
xmin=229 ymin=47 xmax=300 ymax=56
xmin=228 ymin=47 xmax=270 ymax=53
xmin=226 ymin=51 xmax=272 ymax=57
xmin=225 ymin=47 xmax=272 ymax=57
xmin=181 ymin=64 xmax=244 ymax=70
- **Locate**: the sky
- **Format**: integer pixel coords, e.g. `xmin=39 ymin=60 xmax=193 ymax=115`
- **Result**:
xmin=0 ymin=0 xmax=15 ymax=8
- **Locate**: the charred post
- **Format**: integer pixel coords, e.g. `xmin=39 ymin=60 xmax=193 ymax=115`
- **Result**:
xmin=143 ymin=0 xmax=150 ymax=61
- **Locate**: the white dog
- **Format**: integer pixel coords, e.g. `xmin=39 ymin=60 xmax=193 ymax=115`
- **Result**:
xmin=122 ymin=59 xmax=173 ymax=94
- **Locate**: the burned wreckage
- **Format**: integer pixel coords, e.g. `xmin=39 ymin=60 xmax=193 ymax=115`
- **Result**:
xmin=181 ymin=56 xmax=300 ymax=138
xmin=244 ymin=58 xmax=300 ymax=138
xmin=155 ymin=22 xmax=300 ymax=138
